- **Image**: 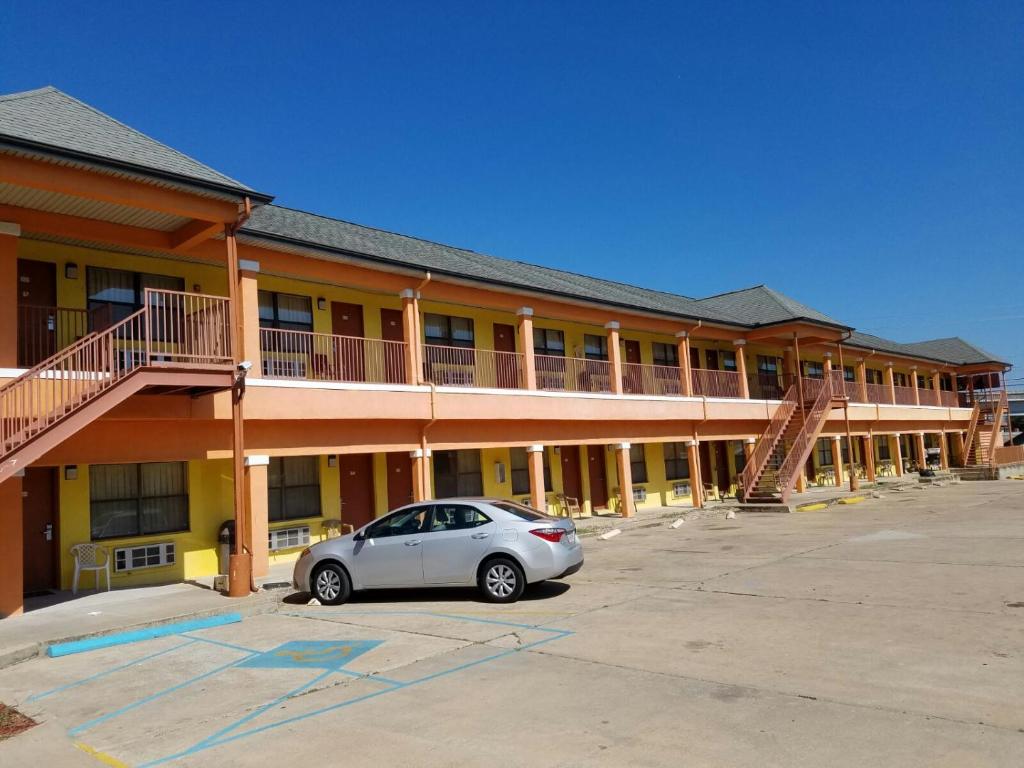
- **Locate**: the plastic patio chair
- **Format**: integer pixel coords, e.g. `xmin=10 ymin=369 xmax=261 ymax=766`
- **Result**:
xmin=70 ymin=543 xmax=111 ymax=595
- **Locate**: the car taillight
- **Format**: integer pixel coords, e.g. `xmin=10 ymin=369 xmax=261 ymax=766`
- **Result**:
xmin=529 ymin=527 xmax=567 ymax=543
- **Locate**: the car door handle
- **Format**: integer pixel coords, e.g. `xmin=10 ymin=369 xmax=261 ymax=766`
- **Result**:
xmin=471 ymin=532 xmax=489 ymax=539
xmin=405 ymin=539 xmax=422 ymax=546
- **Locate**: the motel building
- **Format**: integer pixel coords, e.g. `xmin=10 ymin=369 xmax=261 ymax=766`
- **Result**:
xmin=0 ymin=87 xmax=1018 ymax=617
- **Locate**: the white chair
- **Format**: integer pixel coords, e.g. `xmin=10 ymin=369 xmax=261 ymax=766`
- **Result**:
xmin=70 ymin=543 xmax=111 ymax=595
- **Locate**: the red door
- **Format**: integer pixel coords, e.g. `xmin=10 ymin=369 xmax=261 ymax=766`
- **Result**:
xmin=623 ymin=339 xmax=642 ymax=393
xmin=332 ymin=302 xmax=365 ymax=381
xmin=587 ymin=445 xmax=609 ymax=509
xmin=561 ymin=446 xmax=583 ymax=503
xmin=17 ymin=259 xmax=58 ymax=367
xmin=492 ymin=323 xmax=518 ymax=388
xmin=380 ymin=308 xmax=406 ymax=383
xmin=22 ymin=467 xmax=58 ymax=594
xmin=386 ymin=452 xmax=414 ymax=510
xmin=338 ymin=453 xmax=376 ymax=530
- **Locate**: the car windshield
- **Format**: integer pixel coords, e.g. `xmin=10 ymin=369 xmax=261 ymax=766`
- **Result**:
xmin=489 ymin=500 xmax=550 ymax=521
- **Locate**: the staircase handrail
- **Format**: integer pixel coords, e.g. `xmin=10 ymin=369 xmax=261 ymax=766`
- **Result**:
xmin=738 ymin=384 xmax=798 ymax=496
xmin=987 ymin=390 xmax=1009 ymax=467
xmin=962 ymin=401 xmax=981 ymax=466
xmin=776 ymin=373 xmax=836 ymax=497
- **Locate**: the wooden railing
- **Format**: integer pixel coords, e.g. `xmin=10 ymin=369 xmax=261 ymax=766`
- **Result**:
xmin=865 ymin=382 xmax=890 ymax=404
xmin=992 ymin=445 xmax=1024 ymax=466
xmin=738 ymin=384 xmax=798 ymax=498
xmin=535 ymin=354 xmax=612 ymax=393
xmin=622 ymin=363 xmax=684 ymax=396
xmin=892 ymin=385 xmax=917 ymax=405
xmin=1 ymin=289 xmax=231 ymax=462
xmin=747 ymin=373 xmax=787 ymax=401
xmin=422 ymin=344 xmax=523 ymax=389
xmin=918 ymin=388 xmax=939 ymax=407
xmin=691 ymin=368 xmax=742 ymax=398
xmin=938 ymin=390 xmax=958 ymax=408
xmin=261 ymin=328 xmax=407 ymax=384
xmin=777 ymin=374 xmax=838 ymax=501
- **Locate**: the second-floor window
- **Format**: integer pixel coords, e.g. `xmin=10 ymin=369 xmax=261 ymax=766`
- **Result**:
xmin=424 ymin=313 xmax=474 ymax=348
xmin=652 ymin=343 xmax=678 ymax=367
xmin=87 ymin=267 xmax=185 ymax=327
xmin=867 ymin=368 xmax=883 ymax=384
xmin=664 ymin=442 xmax=689 ymax=480
xmin=843 ymin=365 xmax=856 ymax=382
xmin=533 ymin=328 xmax=565 ymax=356
xmin=894 ymin=372 xmax=909 ymax=387
xmin=721 ymin=351 xmax=737 ymax=372
xmin=258 ymin=291 xmax=313 ymax=333
xmin=803 ymin=361 xmax=824 ymax=379
xmin=584 ymin=334 xmax=608 ymax=361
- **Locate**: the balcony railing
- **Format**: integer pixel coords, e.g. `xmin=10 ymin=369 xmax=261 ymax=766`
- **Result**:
xmin=260 ymin=328 xmax=407 ymax=384
xmin=422 ymin=344 xmax=523 ymax=388
xmin=938 ymin=390 xmax=958 ymax=408
xmin=893 ymin=385 xmax=917 ymax=405
xmin=691 ymin=368 xmax=742 ymax=398
xmin=747 ymin=373 xmax=787 ymax=400
xmin=535 ymin=354 xmax=612 ymax=393
xmin=865 ymin=382 xmax=889 ymax=404
xmin=918 ymin=388 xmax=938 ymax=407
xmin=622 ymin=363 xmax=684 ymax=396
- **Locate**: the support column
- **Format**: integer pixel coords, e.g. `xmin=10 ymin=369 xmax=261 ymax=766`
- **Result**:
xmin=796 ymin=470 xmax=807 ymax=493
xmin=931 ymin=371 xmax=942 ymax=398
xmin=400 ymin=289 xmax=420 ymax=385
xmin=892 ymin=434 xmax=904 ymax=476
xmin=952 ymin=431 xmax=966 ymax=467
xmin=856 ymin=359 xmax=868 ymax=402
xmin=526 ymin=445 xmax=546 ymax=511
xmin=0 ymin=223 xmax=20 ymax=367
xmin=885 ymin=363 xmax=896 ymax=405
xmin=517 ymin=307 xmax=536 ymax=390
xmin=743 ymin=437 xmax=755 ymax=462
xmin=686 ymin=440 xmax=702 ymax=508
xmin=410 ymin=449 xmax=432 ymax=501
xmin=910 ymin=366 xmax=920 ymax=406
xmin=915 ymin=432 xmax=927 ymax=469
xmin=0 ymin=473 xmax=24 ymax=618
xmin=832 ymin=436 xmax=844 ymax=486
xmin=614 ymin=443 xmax=633 ymax=517
xmin=823 ymin=351 xmax=833 ymax=376
xmin=606 ymin=321 xmax=623 ymax=395
xmin=239 ymin=265 xmax=262 ymax=377
xmin=244 ymin=456 xmax=270 ymax=578
xmin=676 ymin=331 xmax=692 ymax=396
xmin=734 ymin=339 xmax=749 ymax=398
xmin=862 ymin=435 xmax=876 ymax=482
xmin=938 ymin=432 xmax=949 ymax=470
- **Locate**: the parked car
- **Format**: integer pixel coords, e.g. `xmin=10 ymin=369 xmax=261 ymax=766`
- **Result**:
xmin=293 ymin=499 xmax=583 ymax=604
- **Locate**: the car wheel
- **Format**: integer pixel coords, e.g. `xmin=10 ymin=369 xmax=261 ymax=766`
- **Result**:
xmin=311 ymin=562 xmax=351 ymax=606
xmin=478 ymin=558 xmax=525 ymax=603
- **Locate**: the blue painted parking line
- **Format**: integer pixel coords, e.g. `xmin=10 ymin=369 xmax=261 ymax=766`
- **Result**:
xmin=237 ymin=640 xmax=383 ymax=670
xmin=48 ymin=613 xmax=242 ymax=658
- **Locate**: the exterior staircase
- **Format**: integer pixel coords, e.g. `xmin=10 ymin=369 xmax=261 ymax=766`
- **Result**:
xmin=0 ymin=290 xmax=234 ymax=483
xmin=963 ymin=389 xmax=1006 ymax=468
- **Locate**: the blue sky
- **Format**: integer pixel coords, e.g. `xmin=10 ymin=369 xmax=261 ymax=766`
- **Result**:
xmin=3 ymin=1 xmax=1022 ymax=376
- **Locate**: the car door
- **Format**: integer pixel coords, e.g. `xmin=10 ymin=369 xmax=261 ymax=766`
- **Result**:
xmin=351 ymin=506 xmax=430 ymax=587
xmin=421 ymin=503 xmax=496 ymax=584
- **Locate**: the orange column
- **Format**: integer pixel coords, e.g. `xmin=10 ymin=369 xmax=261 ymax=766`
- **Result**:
xmin=892 ymin=434 xmax=904 ymax=476
xmin=526 ymin=445 xmax=546 ymax=511
xmin=783 ymin=347 xmax=796 ymax=383
xmin=517 ymin=307 xmax=536 ymax=390
xmin=400 ymin=289 xmax=419 ymax=385
xmin=743 ymin=437 xmax=755 ymax=462
xmin=0 ymin=224 xmax=19 ymax=368
xmin=795 ymin=471 xmax=807 ymax=493
xmin=952 ymin=431 xmax=966 ymax=467
xmin=686 ymin=440 xmax=702 ymax=508
xmin=614 ymin=443 xmax=634 ymax=517
xmin=856 ymin=359 xmax=868 ymax=402
xmin=734 ymin=340 xmax=750 ymax=399
xmin=910 ymin=366 xmax=920 ymax=405
xmin=862 ymin=435 xmax=876 ymax=482
xmin=606 ymin=322 xmax=623 ymax=395
xmin=823 ymin=352 xmax=833 ymax=376
xmin=885 ymin=363 xmax=896 ymax=405
xmin=244 ymin=456 xmax=270 ymax=577
xmin=239 ymin=268 xmax=262 ymax=378
xmin=676 ymin=331 xmax=692 ymax=396
xmin=938 ymin=432 xmax=949 ymax=470
xmin=915 ymin=432 xmax=927 ymax=469
xmin=410 ymin=449 xmax=431 ymax=501
xmin=832 ymin=436 xmax=844 ymax=486
xmin=0 ymin=473 xmax=24 ymax=617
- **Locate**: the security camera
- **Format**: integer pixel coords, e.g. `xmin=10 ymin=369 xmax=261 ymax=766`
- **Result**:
xmin=237 ymin=361 xmax=253 ymax=373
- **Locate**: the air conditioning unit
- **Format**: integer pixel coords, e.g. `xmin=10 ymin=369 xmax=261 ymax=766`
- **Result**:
xmin=672 ymin=482 xmax=690 ymax=498
xmin=631 ymin=486 xmax=647 ymax=503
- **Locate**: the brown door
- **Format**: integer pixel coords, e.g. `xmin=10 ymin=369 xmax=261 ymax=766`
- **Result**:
xmin=17 ymin=259 xmax=58 ymax=367
xmin=623 ymin=339 xmax=642 ymax=393
xmin=587 ymin=445 xmax=609 ymax=509
xmin=492 ymin=322 xmax=518 ymax=388
xmin=386 ymin=452 xmax=414 ymax=510
xmin=561 ymin=446 xmax=583 ymax=502
xmin=380 ymin=308 xmax=406 ymax=383
xmin=331 ymin=302 xmax=365 ymax=381
xmin=699 ymin=442 xmax=713 ymax=488
xmin=338 ymin=453 xmax=376 ymax=530
xmin=715 ymin=442 xmax=731 ymax=495
xmin=22 ymin=467 xmax=58 ymax=594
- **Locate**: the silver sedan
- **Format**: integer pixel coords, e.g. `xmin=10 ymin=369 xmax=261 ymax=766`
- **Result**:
xmin=293 ymin=499 xmax=583 ymax=604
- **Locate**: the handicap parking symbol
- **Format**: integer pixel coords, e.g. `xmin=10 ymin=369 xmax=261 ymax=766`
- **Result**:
xmin=238 ymin=640 xmax=383 ymax=670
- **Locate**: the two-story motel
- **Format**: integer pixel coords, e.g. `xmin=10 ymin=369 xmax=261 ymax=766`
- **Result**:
xmin=0 ymin=87 xmax=1017 ymax=616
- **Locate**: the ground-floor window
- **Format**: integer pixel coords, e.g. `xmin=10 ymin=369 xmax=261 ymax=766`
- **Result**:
xmin=816 ymin=438 xmax=833 ymax=467
xmin=733 ymin=441 xmax=747 ymax=474
xmin=90 ymin=462 xmax=189 ymax=540
xmin=629 ymin=444 xmax=648 ymax=483
xmin=509 ymin=448 xmax=552 ymax=495
xmin=876 ymin=436 xmax=891 ymax=460
xmin=434 ymin=450 xmax=483 ymax=498
xmin=663 ymin=442 xmax=689 ymax=480
xmin=269 ymin=456 xmax=322 ymax=521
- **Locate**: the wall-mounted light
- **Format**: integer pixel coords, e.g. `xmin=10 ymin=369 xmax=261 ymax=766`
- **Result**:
xmin=317 ymin=297 xmax=327 ymax=311
xmin=65 ymin=262 xmax=79 ymax=280
xmin=193 ymin=284 xmax=202 ymax=293
xmin=64 ymin=465 xmax=78 ymax=480
xmin=327 ymin=455 xmax=337 ymax=468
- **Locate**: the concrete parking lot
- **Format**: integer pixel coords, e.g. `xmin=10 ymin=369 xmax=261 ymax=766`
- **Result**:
xmin=1 ymin=481 xmax=1022 ymax=767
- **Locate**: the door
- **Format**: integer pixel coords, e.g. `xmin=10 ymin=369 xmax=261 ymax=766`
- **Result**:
xmin=422 ymin=503 xmax=495 ymax=584
xmin=339 ymin=453 xmax=376 ymax=530
xmin=492 ymin=322 xmax=518 ymax=388
xmin=22 ymin=467 xmax=58 ymax=594
xmin=332 ymin=302 xmax=365 ymax=381
xmin=380 ymin=308 xmax=406 ymax=383
xmin=714 ymin=442 xmax=731 ymax=495
xmin=587 ymin=445 xmax=609 ymax=509
xmin=623 ymin=339 xmax=642 ymax=393
xmin=353 ymin=505 xmax=430 ymax=587
xmin=699 ymin=442 xmax=713 ymax=490
xmin=705 ymin=349 xmax=720 ymax=370
xmin=17 ymin=259 xmax=58 ymax=367
xmin=561 ymin=446 xmax=583 ymax=503
xmin=386 ymin=452 xmax=414 ymax=510
xmin=689 ymin=347 xmax=701 ymax=371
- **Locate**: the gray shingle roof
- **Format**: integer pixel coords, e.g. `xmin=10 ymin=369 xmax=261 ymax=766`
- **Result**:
xmin=847 ymin=332 xmax=1007 ymax=366
xmin=0 ymin=86 xmax=262 ymax=197
xmin=690 ymin=285 xmax=846 ymax=327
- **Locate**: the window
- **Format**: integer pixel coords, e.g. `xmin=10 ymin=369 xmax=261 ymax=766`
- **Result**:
xmin=86 ymin=267 xmax=186 ymax=329
xmin=490 ymin=500 xmax=548 ymax=520
xmin=803 ymin=361 xmax=824 ymax=379
xmin=721 ymin=351 xmax=737 ymax=372
xmin=258 ymin=291 xmax=313 ymax=333
xmin=843 ymin=366 xmax=856 ymax=382
xmin=424 ymin=313 xmax=474 ymax=348
xmin=629 ymin=444 xmax=648 ymax=484
xmin=533 ymin=328 xmax=565 ymax=357
xmin=584 ymin=334 xmax=608 ymax=361
xmin=509 ymin=448 xmax=552 ymax=495
xmin=268 ymin=456 xmax=321 ymax=522
xmin=875 ymin=436 xmax=891 ymax=460
xmin=652 ymin=343 xmax=678 ymax=367
xmin=816 ymin=438 xmax=833 ymax=467
xmin=90 ymin=462 xmax=189 ymax=540
xmin=757 ymin=355 xmax=779 ymax=375
xmin=866 ymin=368 xmax=883 ymax=385
xmin=663 ymin=442 xmax=690 ymax=480
xmin=733 ymin=441 xmax=747 ymax=474
xmin=894 ymin=371 xmax=909 ymax=387
xmin=430 ymin=504 xmax=491 ymax=531
xmin=433 ymin=450 xmax=483 ymax=498
xmin=269 ymin=526 xmax=311 ymax=551
xmin=365 ymin=506 xmax=430 ymax=538
xmin=114 ymin=542 xmax=176 ymax=572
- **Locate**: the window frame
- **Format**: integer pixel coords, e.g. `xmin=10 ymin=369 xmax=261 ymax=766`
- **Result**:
xmin=663 ymin=442 xmax=690 ymax=481
xmin=424 ymin=313 xmax=475 ymax=349
xmin=533 ymin=328 xmax=565 ymax=357
xmin=629 ymin=444 xmax=648 ymax=484
xmin=652 ymin=342 xmax=678 ymax=368
xmin=509 ymin=447 xmax=553 ymax=495
xmin=89 ymin=462 xmax=190 ymax=541
xmin=258 ymin=290 xmax=314 ymax=333
xmin=583 ymin=334 xmax=608 ymax=361
xmin=816 ymin=438 xmax=834 ymax=467
xmin=268 ymin=456 xmax=322 ymax=522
